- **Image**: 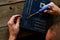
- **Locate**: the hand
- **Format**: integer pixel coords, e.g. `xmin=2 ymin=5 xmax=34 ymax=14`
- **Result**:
xmin=8 ymin=15 xmax=21 ymax=40
xmin=44 ymin=2 xmax=60 ymax=16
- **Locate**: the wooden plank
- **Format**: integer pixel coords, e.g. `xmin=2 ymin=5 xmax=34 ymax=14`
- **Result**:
xmin=0 ymin=2 xmax=24 ymax=27
xmin=0 ymin=0 xmax=25 ymax=6
xmin=0 ymin=27 xmax=8 ymax=40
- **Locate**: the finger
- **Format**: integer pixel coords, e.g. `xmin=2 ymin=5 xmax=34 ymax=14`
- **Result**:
xmin=16 ymin=16 xmax=21 ymax=26
xmin=44 ymin=10 xmax=53 ymax=13
xmin=48 ymin=2 xmax=55 ymax=8
xmin=48 ymin=2 xmax=54 ymax=5
xmin=47 ymin=10 xmax=54 ymax=15
xmin=8 ymin=15 xmax=20 ymax=25
xmin=44 ymin=10 xmax=48 ymax=13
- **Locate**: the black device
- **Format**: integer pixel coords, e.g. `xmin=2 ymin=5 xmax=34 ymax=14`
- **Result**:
xmin=20 ymin=0 xmax=53 ymax=40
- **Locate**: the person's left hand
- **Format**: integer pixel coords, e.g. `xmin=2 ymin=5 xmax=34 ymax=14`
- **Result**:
xmin=8 ymin=15 xmax=21 ymax=40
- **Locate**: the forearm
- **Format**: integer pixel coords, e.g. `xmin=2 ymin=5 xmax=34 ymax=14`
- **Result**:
xmin=9 ymin=35 xmax=16 ymax=40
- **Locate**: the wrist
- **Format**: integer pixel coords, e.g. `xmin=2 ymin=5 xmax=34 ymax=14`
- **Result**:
xmin=9 ymin=35 xmax=16 ymax=40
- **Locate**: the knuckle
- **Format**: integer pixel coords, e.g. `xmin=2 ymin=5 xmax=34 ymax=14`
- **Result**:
xmin=7 ymin=22 xmax=13 ymax=25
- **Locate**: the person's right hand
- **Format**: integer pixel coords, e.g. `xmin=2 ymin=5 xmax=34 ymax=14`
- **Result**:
xmin=44 ymin=2 xmax=60 ymax=16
